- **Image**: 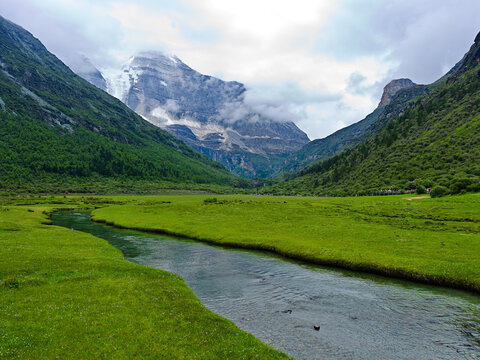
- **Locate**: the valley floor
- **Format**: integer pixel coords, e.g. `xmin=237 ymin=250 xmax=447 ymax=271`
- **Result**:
xmin=91 ymin=193 xmax=480 ymax=293
xmin=0 ymin=198 xmax=287 ymax=359
xmin=1 ymin=193 xmax=479 ymax=358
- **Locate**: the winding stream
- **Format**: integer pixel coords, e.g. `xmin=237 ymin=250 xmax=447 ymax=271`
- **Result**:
xmin=52 ymin=211 xmax=480 ymax=360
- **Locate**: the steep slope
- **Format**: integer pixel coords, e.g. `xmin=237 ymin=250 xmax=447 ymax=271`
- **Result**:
xmin=277 ymin=79 xmax=427 ymax=175
xmin=454 ymin=31 xmax=480 ymax=76
xmin=0 ymin=16 xmax=243 ymax=192
xmin=101 ymin=52 xmax=309 ymax=178
xmin=268 ymin=32 xmax=480 ymax=195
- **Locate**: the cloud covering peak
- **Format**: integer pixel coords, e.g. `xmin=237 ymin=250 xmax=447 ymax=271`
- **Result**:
xmin=1 ymin=0 xmax=479 ymax=139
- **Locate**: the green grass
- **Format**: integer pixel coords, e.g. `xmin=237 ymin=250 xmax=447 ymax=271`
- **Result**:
xmin=0 ymin=200 xmax=288 ymax=359
xmin=2 ymin=193 xmax=479 ymax=358
xmin=91 ymin=194 xmax=480 ymax=293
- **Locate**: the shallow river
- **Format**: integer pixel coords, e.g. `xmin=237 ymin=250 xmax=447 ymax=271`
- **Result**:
xmin=52 ymin=212 xmax=480 ymax=360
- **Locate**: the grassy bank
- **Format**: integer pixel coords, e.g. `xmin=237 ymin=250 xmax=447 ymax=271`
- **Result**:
xmin=91 ymin=194 xmax=480 ymax=293
xmin=0 ymin=199 xmax=288 ymax=359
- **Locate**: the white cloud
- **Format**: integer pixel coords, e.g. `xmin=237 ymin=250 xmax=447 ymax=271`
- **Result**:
xmin=370 ymin=0 xmax=480 ymax=83
xmin=185 ymin=0 xmax=338 ymax=44
xmin=103 ymin=1 xmax=391 ymax=138
xmin=107 ymin=3 xmax=185 ymax=54
xmin=164 ymin=99 xmax=180 ymax=113
xmin=3 ymin=0 xmax=478 ymax=139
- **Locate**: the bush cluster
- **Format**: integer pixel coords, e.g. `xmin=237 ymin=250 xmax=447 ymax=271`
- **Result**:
xmin=415 ymin=185 xmax=427 ymax=195
xmin=430 ymin=185 xmax=449 ymax=198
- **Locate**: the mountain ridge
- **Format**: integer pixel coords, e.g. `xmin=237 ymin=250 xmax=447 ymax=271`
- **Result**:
xmin=0 ymin=15 xmax=243 ymax=192
xmin=274 ymin=77 xmax=426 ymax=176
xmin=80 ymin=51 xmax=310 ymax=178
xmin=69 ymin=54 xmax=107 ymax=91
xmin=266 ymin=31 xmax=480 ymax=195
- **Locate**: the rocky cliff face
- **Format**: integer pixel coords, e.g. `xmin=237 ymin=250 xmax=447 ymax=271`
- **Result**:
xmin=452 ymin=31 xmax=480 ymax=77
xmin=100 ymin=52 xmax=309 ymax=177
xmin=377 ymin=79 xmax=416 ymax=109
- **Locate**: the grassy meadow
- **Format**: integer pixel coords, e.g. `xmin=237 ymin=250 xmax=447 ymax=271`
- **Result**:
xmin=0 ymin=198 xmax=288 ymax=359
xmin=91 ymin=193 xmax=480 ymax=293
xmin=1 ymin=193 xmax=479 ymax=359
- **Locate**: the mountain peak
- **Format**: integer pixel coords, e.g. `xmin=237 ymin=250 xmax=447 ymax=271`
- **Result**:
xmin=377 ymin=78 xmax=416 ymax=109
xmin=97 ymin=51 xmax=309 ymax=177
xmin=0 ymin=16 xmax=238 ymax=189
xmin=132 ymin=51 xmax=180 ymax=66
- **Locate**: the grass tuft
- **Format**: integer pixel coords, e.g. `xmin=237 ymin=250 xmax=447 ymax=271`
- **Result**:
xmin=2 ymin=277 xmax=19 ymax=289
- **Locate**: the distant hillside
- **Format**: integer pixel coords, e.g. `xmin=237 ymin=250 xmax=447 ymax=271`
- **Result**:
xmin=267 ymin=32 xmax=480 ymax=196
xmin=0 ymin=16 xmax=245 ymax=193
xmin=276 ymin=79 xmax=429 ymax=176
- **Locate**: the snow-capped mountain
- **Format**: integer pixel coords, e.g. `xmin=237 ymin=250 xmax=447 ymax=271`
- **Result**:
xmin=97 ymin=51 xmax=309 ymax=177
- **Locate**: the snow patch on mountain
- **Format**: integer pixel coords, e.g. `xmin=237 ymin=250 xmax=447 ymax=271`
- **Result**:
xmin=181 ymin=120 xmax=228 ymax=141
xmin=103 ymin=66 xmax=143 ymax=101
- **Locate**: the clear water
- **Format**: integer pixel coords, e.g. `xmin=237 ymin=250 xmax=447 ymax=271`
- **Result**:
xmin=52 ymin=212 xmax=480 ymax=360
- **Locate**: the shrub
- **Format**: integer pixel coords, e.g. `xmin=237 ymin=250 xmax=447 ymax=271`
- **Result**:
xmin=422 ymin=179 xmax=434 ymax=188
xmin=416 ymin=185 xmax=427 ymax=195
xmin=404 ymin=181 xmax=416 ymax=190
xmin=467 ymin=183 xmax=480 ymax=193
xmin=203 ymin=197 xmax=218 ymax=204
xmin=430 ymin=185 xmax=449 ymax=198
xmin=449 ymin=177 xmax=474 ymax=194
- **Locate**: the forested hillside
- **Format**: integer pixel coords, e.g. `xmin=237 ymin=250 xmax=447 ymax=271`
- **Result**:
xmin=276 ymin=82 xmax=428 ymax=176
xmin=0 ymin=16 xmax=244 ymax=193
xmin=267 ymin=32 xmax=480 ymax=196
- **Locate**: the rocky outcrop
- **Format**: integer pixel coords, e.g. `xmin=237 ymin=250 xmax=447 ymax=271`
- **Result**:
xmin=377 ymin=79 xmax=416 ymax=109
xmin=454 ymin=31 xmax=480 ymax=76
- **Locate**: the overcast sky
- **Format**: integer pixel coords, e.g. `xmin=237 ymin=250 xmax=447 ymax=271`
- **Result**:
xmin=1 ymin=0 xmax=479 ymax=139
